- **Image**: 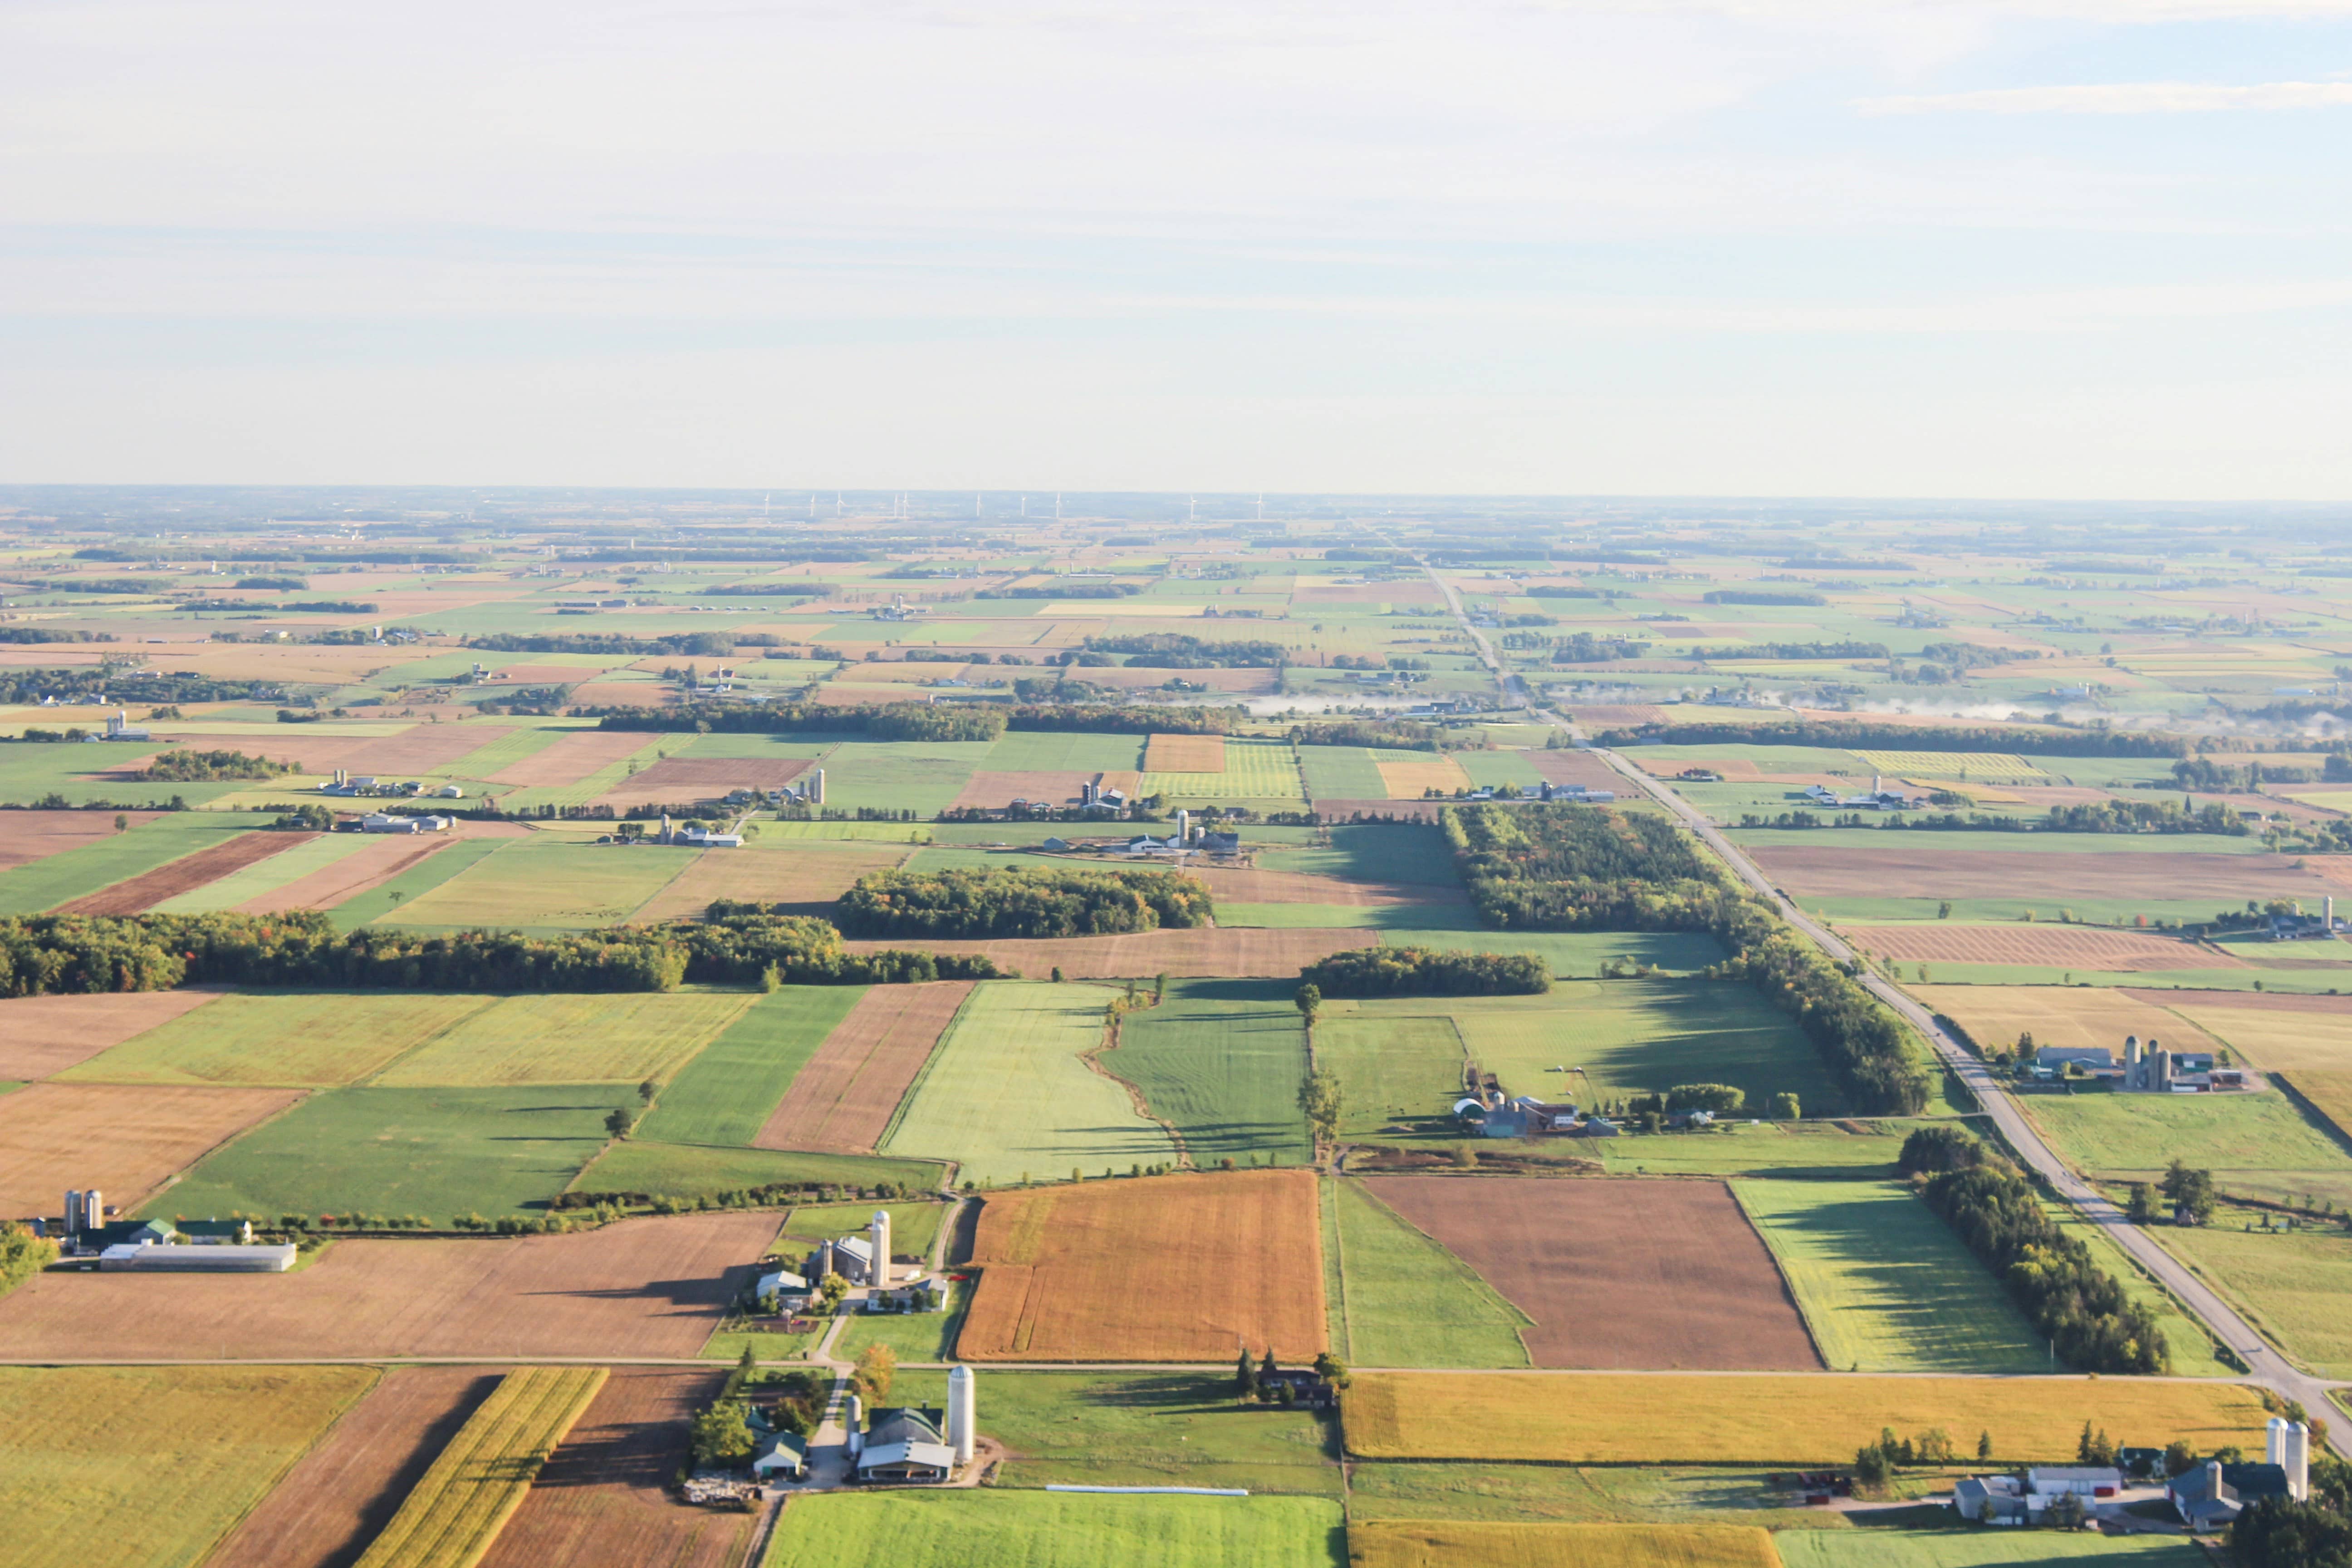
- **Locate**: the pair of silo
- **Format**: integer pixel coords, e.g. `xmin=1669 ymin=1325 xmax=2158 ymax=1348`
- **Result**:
xmin=63 ymin=1188 xmax=103 ymax=1237
xmin=2266 ymin=1417 xmax=2310 ymax=1501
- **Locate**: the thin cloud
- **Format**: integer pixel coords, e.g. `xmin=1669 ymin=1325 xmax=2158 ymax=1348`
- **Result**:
xmin=1857 ymin=79 xmax=2352 ymax=113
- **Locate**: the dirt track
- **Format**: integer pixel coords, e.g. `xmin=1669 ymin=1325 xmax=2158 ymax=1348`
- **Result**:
xmin=755 ymin=980 xmax=973 ymax=1153
xmin=0 ymin=989 xmax=223 ymax=1080
xmin=1359 ymin=1176 xmax=1823 ymax=1371
xmin=841 ymin=926 xmax=1376 ymax=978
xmin=57 ymin=830 xmax=312 ymax=915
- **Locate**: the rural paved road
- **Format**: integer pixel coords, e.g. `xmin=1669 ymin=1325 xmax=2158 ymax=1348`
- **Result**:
xmin=1423 ymin=559 xmax=2352 ymax=1453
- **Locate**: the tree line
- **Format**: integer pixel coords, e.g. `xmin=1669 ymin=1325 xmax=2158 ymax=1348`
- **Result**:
xmin=583 ymin=700 xmax=1243 ymax=739
xmin=828 ymin=867 xmax=1213 ymax=940
xmin=137 ymin=749 xmax=299 ymax=782
xmin=1298 ymin=945 xmax=1550 ymax=997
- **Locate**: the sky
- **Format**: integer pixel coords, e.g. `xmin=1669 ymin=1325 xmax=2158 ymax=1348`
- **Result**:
xmin=1 ymin=0 xmax=2349 ymax=498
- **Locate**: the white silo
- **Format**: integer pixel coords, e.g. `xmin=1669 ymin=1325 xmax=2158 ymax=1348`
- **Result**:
xmin=844 ymin=1392 xmax=864 ymax=1458
xmin=85 ymin=1187 xmax=102 ymax=1225
xmin=2267 ymin=1415 xmax=2289 ymax=1466
xmin=948 ymin=1365 xmax=975 ymax=1465
xmin=64 ymin=1190 xmax=83 ymax=1235
xmin=870 ymin=1210 xmax=892 ymax=1287
xmin=810 ymin=768 xmax=826 ymax=805
xmin=2285 ymin=1422 xmax=2310 ymax=1501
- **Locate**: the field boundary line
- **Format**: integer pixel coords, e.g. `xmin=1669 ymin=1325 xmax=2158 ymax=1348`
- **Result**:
xmin=1085 ymin=1004 xmax=1193 ymax=1171
xmin=129 ymin=1085 xmax=318 ymax=1216
xmin=620 ymin=842 xmax=714 ymax=925
xmin=181 ymin=1362 xmax=386 ymax=1568
xmin=1724 ymin=1179 xmax=1835 ymax=1373
xmin=872 ymin=980 xmax=980 ymax=1152
xmin=1345 ymin=1176 xmax=1537 ymax=1339
xmin=2270 ymin=1070 xmax=2352 ymax=1157
xmin=351 ymin=995 xmax=508 ymax=1088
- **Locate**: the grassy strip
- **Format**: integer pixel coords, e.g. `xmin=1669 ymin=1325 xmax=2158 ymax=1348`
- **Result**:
xmin=1330 ymin=1177 xmax=1532 ymax=1368
xmin=637 ymin=985 xmax=869 ymax=1146
xmin=332 ymin=836 xmax=503 ymax=931
xmin=0 ymin=813 xmax=257 ymax=915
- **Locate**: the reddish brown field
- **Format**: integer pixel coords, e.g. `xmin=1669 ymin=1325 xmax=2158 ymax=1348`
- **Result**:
xmin=0 ymin=1210 xmax=777 ymax=1358
xmin=634 ymin=845 xmax=906 ymax=924
xmin=1528 ymin=751 xmax=1627 ymax=792
xmin=0 ymin=810 xmax=163 ymax=872
xmin=131 ymin=723 xmax=508 ymax=776
xmin=476 ymin=1367 xmax=751 ymax=1568
xmin=1188 ymin=865 xmax=1466 ymax=907
xmin=1749 ymin=845 xmax=2346 ymax=905
xmin=0 ymin=1082 xmax=303 ymax=1215
xmin=1313 ymin=799 xmax=1444 ymax=823
xmin=234 ymin=820 xmax=530 ymax=915
xmin=755 ymin=980 xmax=974 ymax=1153
xmin=841 ymin=926 xmax=1377 ymax=978
xmin=55 ymin=830 xmax=312 ymax=915
xmin=487 ymin=728 xmax=657 ymax=786
xmin=2122 ymin=986 xmax=2352 ymax=1016
xmin=950 ymin=770 xmax=1101 ymax=811
xmin=1838 ymin=923 xmax=2232 ymax=971
xmin=958 ymin=1170 xmax=1325 ymax=1362
xmin=0 ymin=988 xmax=223 ymax=1080
xmin=609 ymin=754 xmax=813 ymax=797
xmin=1144 ymin=733 xmax=1226 ymax=772
xmin=1359 ymin=1176 xmax=1823 ymax=1371
xmin=205 ymin=1366 xmax=501 ymax=1568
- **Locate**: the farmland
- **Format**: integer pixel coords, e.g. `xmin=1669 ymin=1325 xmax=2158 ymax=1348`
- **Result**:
xmin=353 ymin=1366 xmax=607 ymax=1568
xmin=1145 ymin=736 xmax=1308 ymax=801
xmin=1779 ymin=1533 xmax=2208 ymax=1568
xmin=1348 ymin=1521 xmax=1781 ymax=1568
xmin=1326 ymin=1177 xmax=1534 ymax=1368
xmin=1842 ymin=924 xmax=2216 ymax=971
xmin=0 ymin=1080 xmax=302 ymax=1215
xmin=1912 ymin=985 xmax=2220 ymax=1061
xmin=2152 ymin=1223 xmax=2352 ymax=1378
xmin=752 ymin=980 xmax=969 ymax=1153
xmin=60 ymin=990 xmax=491 ymax=1086
xmin=2019 ymin=1090 xmax=2352 ymax=1210
xmin=0 ymin=987 xmax=222 ymax=1079
xmin=375 ymin=990 xmax=755 ymax=1087
xmin=879 ymin=980 xmax=1176 ymax=1184
xmin=957 ymin=1170 xmax=1326 ymax=1362
xmin=1341 ymin=1372 xmax=2272 ymax=1464
xmin=59 ymin=827 xmax=306 ymax=913
xmin=1315 ymin=1014 xmax=1466 ymax=1139
xmin=1359 ymin=1176 xmax=1821 ymax=1369
xmin=0 ymin=812 xmax=261 ymax=915
xmin=633 ymin=843 xmax=906 ymax=922
xmin=1730 ymin=1180 xmax=2046 ymax=1372
xmin=639 ymin=984 xmax=870 ymax=1146
xmin=382 ymin=837 xmax=699 ymax=930
xmin=763 ymin=1491 xmax=1347 ymax=1568
xmin=0 ymin=1364 xmax=377 ymax=1568
xmin=2286 ymin=1069 xmax=2352 ymax=1141
xmin=1101 ymin=979 xmax=1313 ymax=1165
xmin=574 ymin=1137 xmax=942 ymax=1200
xmin=2164 ymin=997 xmax=2352 ymax=1071
xmin=847 ymin=926 xmax=1375 ymax=980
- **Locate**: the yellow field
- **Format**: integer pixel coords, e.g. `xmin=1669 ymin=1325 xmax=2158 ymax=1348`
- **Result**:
xmin=1852 ymin=751 xmax=2048 ymax=783
xmin=59 ymin=992 xmax=492 ymax=1088
xmin=1145 ymin=738 xmax=1307 ymax=801
xmin=1341 ymin=1372 xmax=2269 ymax=1464
xmin=373 ymin=992 xmax=754 ymax=1086
xmin=2281 ymin=1070 xmax=2352 ymax=1142
xmin=1144 ymin=733 xmax=1226 ymax=772
xmin=1911 ymin=985 xmax=2220 ymax=1060
xmin=0 ymin=1364 xmax=377 ymax=1568
xmin=1350 ymin=1522 xmax=1780 ymax=1568
xmin=1377 ymin=758 xmax=1473 ymax=798
xmin=2166 ymin=1004 xmax=2352 ymax=1071
xmin=353 ymin=1365 xmax=605 ymax=1568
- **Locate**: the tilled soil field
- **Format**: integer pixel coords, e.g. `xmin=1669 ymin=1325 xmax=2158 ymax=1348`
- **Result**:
xmin=755 ymin=980 xmax=974 ymax=1153
xmin=56 ymin=830 xmax=312 ymax=915
xmin=0 ymin=809 xmax=165 ymax=872
xmin=235 ymin=821 xmax=530 ymax=915
xmin=840 ymin=926 xmax=1377 ymax=979
xmin=1528 ymin=751 xmax=1627 ymax=792
xmin=1749 ymin=844 xmax=2344 ymax=904
xmin=605 ymin=755 xmax=813 ymax=798
xmin=632 ymin=845 xmax=907 ymax=924
xmin=0 ymin=988 xmax=223 ymax=1080
xmin=957 ymin=1169 xmax=1326 ymax=1362
xmin=487 ymin=728 xmax=657 ymax=786
xmin=0 ymin=1081 xmax=303 ymax=1215
xmin=949 ymin=770 xmax=1100 ymax=811
xmin=1358 ymin=1176 xmax=1823 ymax=1371
xmin=204 ymin=1366 xmax=502 ymax=1568
xmin=0 ymin=1210 xmax=776 ymax=1359
xmin=475 ymin=1367 xmax=752 ymax=1568
xmin=1143 ymin=734 xmax=1226 ymax=772
xmin=1838 ymin=923 xmax=2231 ymax=971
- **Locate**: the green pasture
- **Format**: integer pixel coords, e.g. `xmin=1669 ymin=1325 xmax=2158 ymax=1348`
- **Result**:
xmin=1216 ymin=902 xmax=1480 ymax=931
xmin=1732 ymin=1180 xmax=2046 ymax=1373
xmin=1259 ymin=823 xmax=1459 ymax=887
xmin=1594 ymin=1119 xmax=1914 ymax=1178
xmin=901 ymin=846 xmax=1078 ymax=874
xmin=2022 ymin=1090 xmax=2352 ymax=1184
xmin=152 ymin=1084 xmax=625 ymax=1220
xmin=817 ymin=741 xmax=994 ymax=816
xmin=1456 ymin=751 xmax=1546 ymax=789
xmin=328 ymin=833 xmax=502 ymax=930
xmin=1345 ymin=1460 xmax=1843 ymax=1527
xmin=979 ymin=730 xmax=1146 ymax=772
xmin=1101 ymin=979 xmax=1313 ymax=1166
xmin=1731 ymin=827 xmax=2274 ymax=856
xmin=1145 ymin=738 xmax=1307 ymax=803
xmin=0 ymin=744 xmax=247 ymax=808
xmin=1313 ymin=1014 xmax=1465 ymax=1141
xmin=571 ymin=1138 xmax=942 ymax=1200
xmin=835 ymin=1278 xmax=971 ymax=1364
xmin=59 ymin=991 xmax=492 ymax=1087
xmin=376 ymin=836 xmax=696 ymax=931
xmin=1297 ymin=746 xmax=1387 ymax=799
xmin=1373 ymin=928 xmax=1730 ymax=978
xmin=373 ymin=989 xmax=755 ymax=1087
xmin=1779 ymin=1529 xmax=2209 ymax=1568
xmin=2155 ymin=1223 xmax=2352 ymax=1379
xmin=2036 ymin=1198 xmax=2234 ymax=1378
xmin=763 ymin=1490 xmax=1345 ymax=1568
xmin=879 ymin=980 xmax=1176 ymax=1185
xmin=773 ymin=1200 xmax=949 ymax=1260
xmin=636 ymin=985 xmax=869 ymax=1146
xmin=0 ymin=813 xmax=260 ymax=914
xmin=1325 ymin=1178 xmax=1531 ymax=1368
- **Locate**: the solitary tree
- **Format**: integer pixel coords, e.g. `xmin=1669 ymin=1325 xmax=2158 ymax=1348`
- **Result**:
xmin=852 ymin=1343 xmax=897 ymax=1406
xmin=690 ymin=1400 xmax=755 ymax=1465
xmin=1978 ymin=1430 xmax=1994 ymax=1461
xmin=604 ymin=1105 xmax=636 ymax=1139
xmin=1294 ymin=983 xmax=1321 ymax=1024
xmin=1235 ymin=1348 xmax=1257 ymax=1398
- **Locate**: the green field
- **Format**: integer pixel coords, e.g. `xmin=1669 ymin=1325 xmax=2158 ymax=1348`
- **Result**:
xmin=1217 ymin=902 xmax=1482 ymax=930
xmin=0 ymin=813 xmax=260 ymax=914
xmin=1778 ymin=1529 xmax=2209 ymax=1568
xmin=0 ymin=1364 xmax=378 ymax=1568
xmin=1731 ymin=1180 xmax=2047 ymax=1373
xmin=379 ymin=837 xmax=697 ymax=930
xmin=636 ymin=985 xmax=868 ymax=1145
xmin=774 ymin=1199 xmax=950 ymax=1259
xmin=59 ymin=991 xmax=492 ymax=1086
xmin=1297 ymin=745 xmax=1388 ymax=799
xmin=1145 ymin=738 xmax=1308 ymax=802
xmin=330 ymin=834 xmax=504 ymax=930
xmin=879 ymin=980 xmax=1176 ymax=1185
xmin=2022 ymin=1091 xmax=2352 ymax=1207
xmin=1456 ymin=751 xmax=1548 ymax=790
xmin=1373 ymin=928 xmax=1730 ymax=978
xmin=1595 ymin=1120 xmax=1913 ymax=1178
xmin=154 ymin=1084 xmax=625 ymax=1220
xmin=1101 ymin=979 xmax=1313 ymax=1165
xmin=2037 ymin=1198 xmax=2234 ymax=1378
xmin=2153 ymin=1222 xmax=2352 ymax=1378
xmin=835 ymin=1277 xmax=971 ymax=1363
xmin=1326 ymin=1177 xmax=1532 ymax=1367
xmin=147 ymin=829 xmax=385 ymax=913
xmin=1345 ymin=1462 xmax=1836 ymax=1527
xmin=1314 ymin=1014 xmax=1466 ymax=1140
xmin=373 ymin=990 xmax=755 ymax=1086
xmin=980 ymin=731 xmax=1146 ymax=772
xmin=1259 ymin=824 xmax=1460 ymax=887
xmin=573 ymin=1137 xmax=942 ymax=1199
xmin=817 ymin=741 xmax=994 ymax=815
xmin=764 ymin=1490 xmax=1345 ymax=1568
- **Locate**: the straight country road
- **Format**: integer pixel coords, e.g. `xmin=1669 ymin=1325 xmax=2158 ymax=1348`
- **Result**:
xmin=1424 ymin=560 xmax=2351 ymax=1453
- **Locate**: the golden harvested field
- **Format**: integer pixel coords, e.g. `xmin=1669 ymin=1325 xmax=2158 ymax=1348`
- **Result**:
xmin=1843 ymin=924 xmax=2226 ymax=971
xmin=1376 ymin=758 xmax=1474 ymax=798
xmin=59 ymin=991 xmax=492 ymax=1087
xmin=0 ymin=1081 xmax=302 ymax=1215
xmin=632 ymin=845 xmax=906 ymax=923
xmin=1852 ymin=751 xmax=2048 ymax=782
xmin=958 ymin=1170 xmax=1326 ymax=1362
xmin=1144 ymin=733 xmax=1226 ymax=772
xmin=352 ymin=1366 xmax=607 ymax=1568
xmin=0 ymin=1364 xmax=380 ymax=1568
xmin=2280 ymin=1071 xmax=2352 ymax=1142
xmin=1349 ymin=1522 xmax=1781 ymax=1568
xmin=373 ymin=991 xmax=754 ymax=1086
xmin=0 ymin=988 xmax=222 ymax=1079
xmin=1911 ymin=985 xmax=2221 ymax=1060
xmin=843 ymin=926 xmax=1377 ymax=978
xmin=1341 ymin=1372 xmax=2270 ymax=1464
xmin=2160 ymin=1000 xmax=2352 ymax=1071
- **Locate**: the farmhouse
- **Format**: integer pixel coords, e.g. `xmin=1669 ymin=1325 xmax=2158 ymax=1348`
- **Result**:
xmin=750 ymin=1430 xmax=808 ymax=1482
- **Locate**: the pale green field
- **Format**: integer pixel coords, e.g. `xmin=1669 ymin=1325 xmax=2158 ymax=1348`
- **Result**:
xmin=146 ymin=830 xmax=385 ymax=913
xmin=1313 ymin=1014 xmax=1466 ymax=1140
xmin=1327 ymin=1177 xmax=1531 ymax=1368
xmin=1145 ymin=738 xmax=1308 ymax=802
xmin=764 ymin=1491 xmax=1346 ymax=1568
xmin=2153 ymin=1222 xmax=2352 ymax=1378
xmin=379 ymin=837 xmax=698 ymax=929
xmin=878 ymin=980 xmax=1176 ymax=1186
xmin=1779 ymin=1529 xmax=2207 ymax=1568
xmin=374 ymin=990 xmax=755 ymax=1086
xmin=59 ymin=991 xmax=493 ymax=1087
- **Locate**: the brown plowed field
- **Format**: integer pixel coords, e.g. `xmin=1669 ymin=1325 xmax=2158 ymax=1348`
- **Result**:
xmin=958 ymin=1170 xmax=1325 ymax=1362
xmin=755 ymin=980 xmax=974 ymax=1153
xmin=1144 ymin=733 xmax=1225 ymax=772
xmin=841 ymin=926 xmax=1377 ymax=978
xmin=561 ymin=680 xmax=665 ymax=710
xmin=606 ymin=755 xmax=813 ymax=797
xmin=205 ymin=1366 xmax=502 ymax=1568
xmin=488 ymin=728 xmax=657 ymax=786
xmin=633 ymin=846 xmax=906 ymax=924
xmin=1528 ymin=751 xmax=1626 ymax=792
xmin=1187 ymin=866 xmax=1465 ymax=907
xmin=1313 ymin=799 xmax=1443 ymax=823
xmin=476 ymin=1367 xmax=751 ymax=1568
xmin=0 ymin=1210 xmax=776 ymax=1358
xmin=235 ymin=819 xmax=530 ymax=915
xmin=951 ymin=770 xmax=1099 ymax=810
xmin=1838 ymin=923 xmax=2230 ymax=971
xmin=0 ymin=988 xmax=223 ymax=1080
xmin=2123 ymin=986 xmax=2352 ymax=1017
xmin=1359 ymin=1176 xmax=1823 ymax=1371
xmin=56 ymin=830 xmax=311 ymax=915
xmin=0 ymin=809 xmax=163 ymax=871
xmin=1749 ymin=845 xmax=2345 ymax=905
xmin=0 ymin=1082 xmax=302 ymax=1215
